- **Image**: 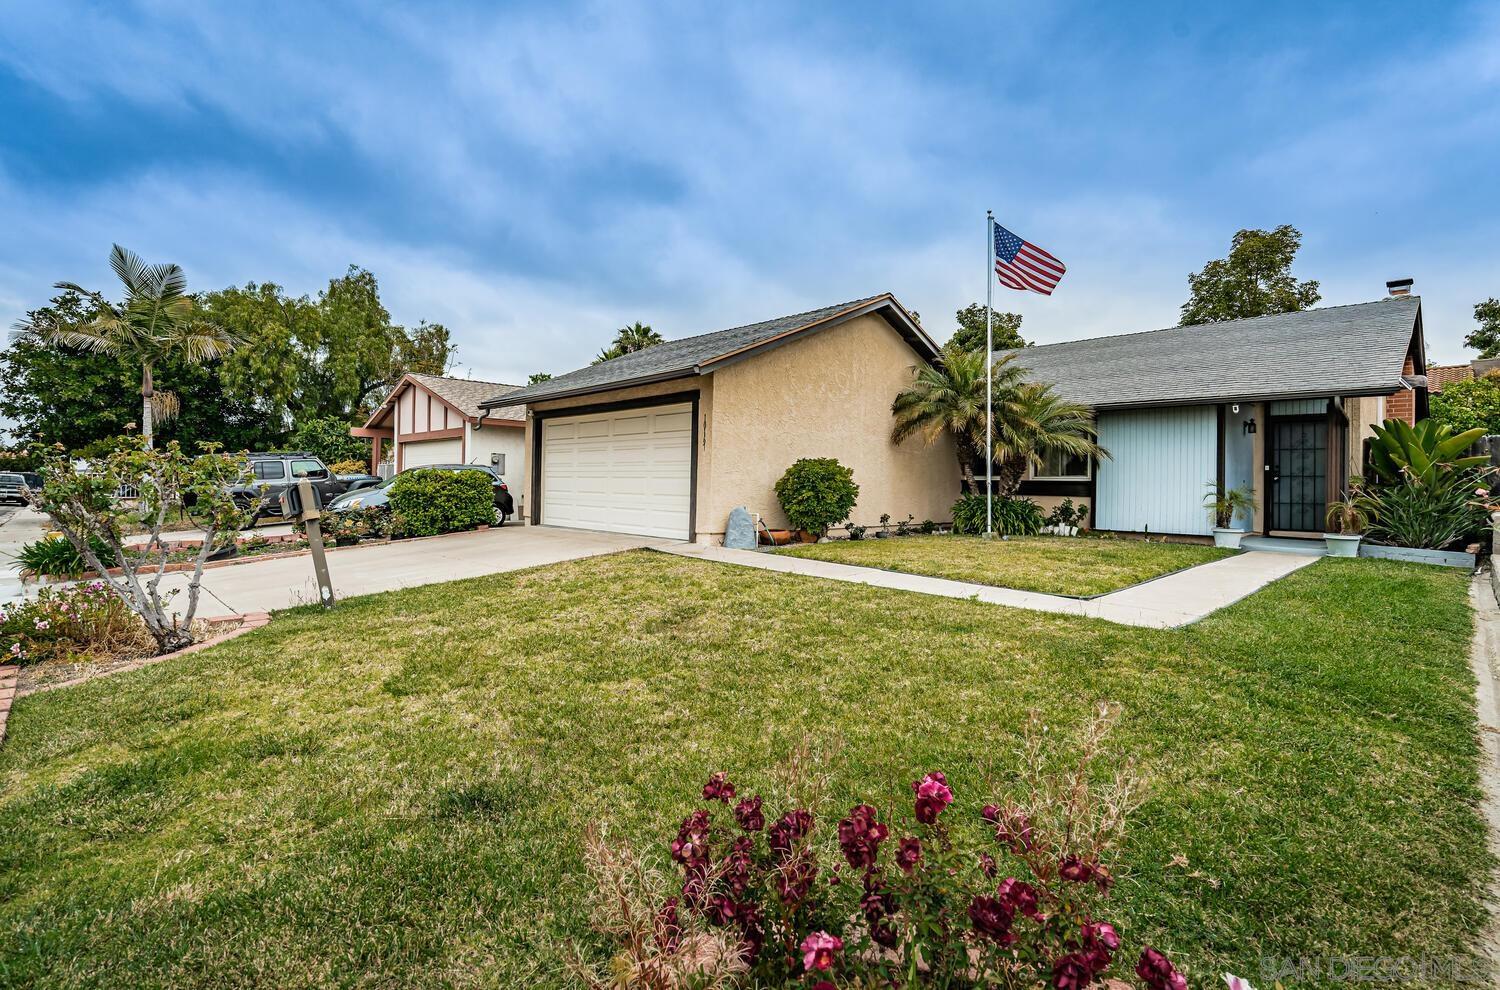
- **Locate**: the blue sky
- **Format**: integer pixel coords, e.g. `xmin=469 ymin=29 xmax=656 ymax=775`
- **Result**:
xmin=1 ymin=1 xmax=1497 ymax=387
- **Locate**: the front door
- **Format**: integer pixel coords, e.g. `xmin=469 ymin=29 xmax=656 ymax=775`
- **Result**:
xmin=1269 ymin=417 xmax=1328 ymax=532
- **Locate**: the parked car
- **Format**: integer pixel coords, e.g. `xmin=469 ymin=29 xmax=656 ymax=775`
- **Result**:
xmin=327 ymin=464 xmax=515 ymax=525
xmin=0 ymin=472 xmax=27 ymax=505
xmin=181 ymin=452 xmax=351 ymax=528
xmin=336 ymin=472 xmax=384 ymax=493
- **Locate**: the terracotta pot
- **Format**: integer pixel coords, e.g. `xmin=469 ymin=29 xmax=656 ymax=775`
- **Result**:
xmin=760 ymin=529 xmax=794 ymax=546
xmin=796 ymin=529 xmax=816 ymax=543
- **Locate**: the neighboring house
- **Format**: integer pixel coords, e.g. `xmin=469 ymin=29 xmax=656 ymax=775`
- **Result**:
xmin=1426 ymin=358 xmax=1500 ymax=392
xmin=352 ymin=373 xmax=527 ymax=485
xmin=480 ymin=294 xmax=956 ymax=542
xmin=1006 ymin=285 xmax=1428 ymax=539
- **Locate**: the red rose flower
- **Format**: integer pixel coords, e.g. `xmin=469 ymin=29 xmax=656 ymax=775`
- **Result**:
xmin=1137 ymin=947 xmax=1188 ymax=990
xmin=967 ymin=894 xmax=1016 ymax=944
xmin=702 ymin=771 xmax=736 ymax=803
xmin=912 ymin=771 xmax=954 ymax=825
xmin=733 ymin=794 xmax=765 ymax=831
xmin=895 ymin=836 xmax=922 ymax=873
xmin=837 ymin=804 xmax=889 ymax=870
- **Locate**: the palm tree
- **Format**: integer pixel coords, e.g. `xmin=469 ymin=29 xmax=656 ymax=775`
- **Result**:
xmin=989 ymin=382 xmax=1107 ymax=496
xmin=892 ymin=349 xmax=1106 ymax=495
xmin=19 ymin=245 xmax=240 ymax=447
xmin=594 ymin=321 xmax=664 ymax=364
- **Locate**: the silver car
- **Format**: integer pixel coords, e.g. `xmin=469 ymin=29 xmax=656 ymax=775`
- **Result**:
xmin=0 ymin=472 xmax=28 ymax=505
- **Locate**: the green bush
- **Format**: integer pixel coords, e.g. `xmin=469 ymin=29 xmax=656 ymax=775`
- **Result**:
xmin=773 ymin=458 xmax=859 ymax=537
xmin=1356 ymin=471 xmax=1490 ymax=550
xmin=387 ymin=469 xmax=493 ymax=537
xmin=1431 ymin=375 xmax=1500 ymax=436
xmin=16 ymin=535 xmax=114 ymax=577
xmin=951 ymin=492 xmax=1045 ymax=536
xmin=288 ymin=416 xmax=371 ymax=467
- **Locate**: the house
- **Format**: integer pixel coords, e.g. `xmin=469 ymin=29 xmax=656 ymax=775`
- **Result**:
xmin=479 ymin=295 xmax=957 ymax=541
xmin=1425 ymin=357 xmax=1500 ymax=392
xmin=1007 ymin=283 xmax=1428 ymax=539
xmin=352 ymin=372 xmax=528 ymax=484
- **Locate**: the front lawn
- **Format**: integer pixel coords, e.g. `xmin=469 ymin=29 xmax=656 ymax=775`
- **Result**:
xmin=778 ymin=533 xmax=1236 ymax=596
xmin=0 ymin=552 xmax=1487 ymax=988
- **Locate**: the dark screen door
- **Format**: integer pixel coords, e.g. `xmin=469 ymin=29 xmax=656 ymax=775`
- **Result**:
xmin=1271 ymin=418 xmax=1328 ymax=532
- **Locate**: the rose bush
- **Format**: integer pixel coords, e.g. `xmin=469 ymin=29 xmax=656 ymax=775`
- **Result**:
xmin=577 ymin=707 xmax=1189 ymax=989
xmin=0 ymin=582 xmax=153 ymax=666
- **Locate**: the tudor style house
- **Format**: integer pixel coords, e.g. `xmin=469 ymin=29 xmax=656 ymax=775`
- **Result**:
xmin=353 ymin=373 xmax=527 ymax=481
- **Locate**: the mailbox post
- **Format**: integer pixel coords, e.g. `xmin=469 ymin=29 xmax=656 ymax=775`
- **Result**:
xmin=281 ymin=476 xmax=335 ymax=608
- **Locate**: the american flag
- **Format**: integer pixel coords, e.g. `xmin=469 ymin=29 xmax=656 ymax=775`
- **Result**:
xmin=992 ymin=222 xmax=1066 ymax=295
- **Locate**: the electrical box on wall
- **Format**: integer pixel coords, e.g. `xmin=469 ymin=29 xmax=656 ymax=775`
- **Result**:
xmin=490 ymin=452 xmax=504 ymax=474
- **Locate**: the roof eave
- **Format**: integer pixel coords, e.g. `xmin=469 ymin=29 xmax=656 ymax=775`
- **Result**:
xmin=480 ymin=368 xmax=702 ymax=408
xmin=1084 ymin=383 xmax=1409 ymax=412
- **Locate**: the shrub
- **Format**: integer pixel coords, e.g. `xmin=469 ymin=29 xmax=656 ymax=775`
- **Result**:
xmin=28 ymin=439 xmax=251 ymax=653
xmin=1431 ymin=374 xmax=1500 ymax=436
xmin=320 ymin=506 xmax=393 ymax=545
xmin=575 ymin=706 xmax=1187 ymax=990
xmin=1356 ymin=470 xmax=1490 ymax=549
xmin=952 ymin=492 xmax=1045 ymax=535
xmin=773 ymin=459 xmax=859 ymax=537
xmin=844 ymin=521 xmax=867 ymax=540
xmin=1 ymin=583 xmax=153 ymax=666
xmin=327 ymin=458 xmax=370 ymax=475
xmin=16 ymin=534 xmax=114 ymax=577
xmin=387 ymin=468 xmax=493 ymax=537
xmin=1367 ymin=418 xmax=1487 ymax=487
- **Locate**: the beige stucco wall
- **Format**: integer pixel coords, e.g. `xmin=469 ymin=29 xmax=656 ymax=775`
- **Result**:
xmin=521 ymin=313 xmax=956 ymax=541
xmin=705 ymin=312 xmax=957 ymax=538
xmin=1345 ymin=395 xmax=1384 ymax=483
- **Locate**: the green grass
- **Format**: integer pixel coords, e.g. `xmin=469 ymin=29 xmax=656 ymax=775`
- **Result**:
xmin=0 ymin=551 xmax=1487 ymax=988
xmin=777 ymin=533 xmax=1237 ymax=596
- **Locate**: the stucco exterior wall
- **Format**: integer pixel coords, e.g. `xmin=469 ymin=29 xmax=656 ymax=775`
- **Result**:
xmin=1345 ymin=395 xmax=1384 ymax=482
xmin=465 ymin=422 xmax=527 ymax=514
xmin=705 ymin=313 xmax=958 ymax=537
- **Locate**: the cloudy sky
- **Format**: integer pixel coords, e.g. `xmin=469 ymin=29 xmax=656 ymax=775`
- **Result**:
xmin=1 ymin=1 xmax=1497 ymax=385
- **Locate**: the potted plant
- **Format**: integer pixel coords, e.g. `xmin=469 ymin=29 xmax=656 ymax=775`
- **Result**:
xmin=1323 ymin=495 xmax=1367 ymax=557
xmin=1203 ymin=482 xmax=1254 ymax=548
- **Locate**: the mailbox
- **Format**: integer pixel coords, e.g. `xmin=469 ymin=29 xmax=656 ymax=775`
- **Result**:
xmin=279 ymin=482 xmax=323 ymax=520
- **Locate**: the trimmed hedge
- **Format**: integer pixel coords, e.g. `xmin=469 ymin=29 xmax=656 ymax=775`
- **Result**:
xmin=387 ymin=469 xmax=493 ymax=537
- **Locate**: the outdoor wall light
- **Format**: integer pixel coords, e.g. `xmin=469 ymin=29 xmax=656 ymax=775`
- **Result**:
xmin=1243 ymin=418 xmax=1257 ymax=435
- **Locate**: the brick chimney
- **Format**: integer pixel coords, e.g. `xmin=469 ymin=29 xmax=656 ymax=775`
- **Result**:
xmin=1386 ymin=278 xmax=1414 ymax=297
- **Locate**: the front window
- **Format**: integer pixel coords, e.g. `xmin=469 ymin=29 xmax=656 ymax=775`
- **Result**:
xmin=289 ymin=459 xmax=325 ymax=478
xmin=1032 ymin=449 xmax=1090 ymax=480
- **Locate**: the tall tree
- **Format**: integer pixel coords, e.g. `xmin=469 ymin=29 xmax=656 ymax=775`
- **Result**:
xmin=594 ymin=321 xmax=664 ymax=364
xmin=2 ymin=290 xmax=266 ymax=452
xmin=1179 ymin=225 xmax=1321 ymax=326
xmin=17 ymin=245 xmax=240 ymax=447
xmin=948 ymin=304 xmax=1025 ymax=352
xmin=204 ymin=266 xmax=453 ymax=429
xmin=1463 ymin=298 xmax=1500 ymax=358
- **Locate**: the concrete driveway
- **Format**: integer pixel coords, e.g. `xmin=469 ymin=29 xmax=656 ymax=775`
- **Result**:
xmin=153 ymin=525 xmax=670 ymax=617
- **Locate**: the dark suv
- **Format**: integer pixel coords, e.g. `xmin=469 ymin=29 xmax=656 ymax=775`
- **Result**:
xmin=231 ymin=452 xmax=348 ymax=524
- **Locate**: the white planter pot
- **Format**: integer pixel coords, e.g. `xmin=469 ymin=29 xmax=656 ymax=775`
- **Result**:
xmin=1324 ymin=533 xmax=1362 ymax=558
xmin=1211 ymin=528 xmax=1245 ymax=549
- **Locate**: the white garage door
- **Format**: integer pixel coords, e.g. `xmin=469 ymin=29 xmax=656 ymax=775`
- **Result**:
xmin=540 ymin=403 xmax=693 ymax=540
xmin=401 ymin=437 xmax=463 ymax=469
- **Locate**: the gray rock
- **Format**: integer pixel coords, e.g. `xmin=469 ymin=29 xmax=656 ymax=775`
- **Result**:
xmin=724 ymin=506 xmax=757 ymax=550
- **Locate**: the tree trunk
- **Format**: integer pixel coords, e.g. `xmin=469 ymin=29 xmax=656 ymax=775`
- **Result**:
xmin=995 ymin=455 xmax=1029 ymax=497
xmin=141 ymin=362 xmax=155 ymax=449
xmin=959 ymin=456 xmax=975 ymax=495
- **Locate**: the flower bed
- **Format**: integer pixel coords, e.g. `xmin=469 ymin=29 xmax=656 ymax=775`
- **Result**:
xmin=1 ymin=583 xmax=154 ymax=668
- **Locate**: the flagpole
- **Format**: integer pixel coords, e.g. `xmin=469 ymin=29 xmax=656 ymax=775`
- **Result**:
xmin=984 ymin=210 xmax=994 ymax=539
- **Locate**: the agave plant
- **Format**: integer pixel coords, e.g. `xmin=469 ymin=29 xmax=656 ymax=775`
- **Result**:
xmin=1367 ymin=418 xmax=1488 ymax=487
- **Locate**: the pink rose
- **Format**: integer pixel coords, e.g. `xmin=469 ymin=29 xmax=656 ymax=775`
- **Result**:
xmin=912 ymin=771 xmax=954 ymax=824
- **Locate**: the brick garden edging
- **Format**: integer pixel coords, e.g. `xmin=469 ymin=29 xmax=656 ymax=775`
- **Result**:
xmin=0 ymin=612 xmax=271 ymax=745
xmin=0 ymin=664 xmax=16 ymax=749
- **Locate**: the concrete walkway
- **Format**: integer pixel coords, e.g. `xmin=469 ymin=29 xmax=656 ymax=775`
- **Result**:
xmin=1467 ymin=574 xmax=1500 ymax=980
xmin=663 ymin=544 xmax=1318 ymax=628
xmin=132 ymin=526 xmax=668 ymax=618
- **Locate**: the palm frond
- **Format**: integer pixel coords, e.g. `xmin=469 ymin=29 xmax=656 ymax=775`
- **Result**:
xmin=108 ymin=244 xmax=152 ymax=296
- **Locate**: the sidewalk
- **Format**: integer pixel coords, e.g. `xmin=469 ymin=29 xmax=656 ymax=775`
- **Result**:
xmin=662 ymin=544 xmax=1318 ymax=628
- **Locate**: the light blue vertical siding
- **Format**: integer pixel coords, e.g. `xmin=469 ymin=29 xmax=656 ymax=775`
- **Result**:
xmin=1270 ymin=399 xmax=1327 ymax=416
xmin=1095 ymin=406 xmax=1217 ymax=535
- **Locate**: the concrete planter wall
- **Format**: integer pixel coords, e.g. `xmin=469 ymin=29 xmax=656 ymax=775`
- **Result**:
xmin=1358 ymin=544 xmax=1477 ymax=569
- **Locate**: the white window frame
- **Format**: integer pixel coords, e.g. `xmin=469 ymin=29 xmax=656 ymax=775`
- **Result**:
xmin=1030 ymin=449 xmax=1092 ymax=482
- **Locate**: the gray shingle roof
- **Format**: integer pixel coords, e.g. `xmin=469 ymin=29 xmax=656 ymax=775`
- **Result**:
xmin=408 ymin=373 xmax=525 ymax=420
xmin=484 ymin=294 xmax=932 ymax=407
xmin=1000 ymin=297 xmax=1422 ymax=409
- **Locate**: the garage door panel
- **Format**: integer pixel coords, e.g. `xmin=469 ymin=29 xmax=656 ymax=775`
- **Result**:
xmin=402 ymin=438 xmax=463 ymax=469
xmin=540 ymin=402 xmax=693 ymax=540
